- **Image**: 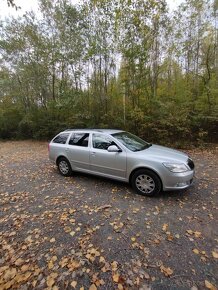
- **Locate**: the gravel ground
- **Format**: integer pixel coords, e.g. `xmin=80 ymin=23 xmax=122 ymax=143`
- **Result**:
xmin=0 ymin=141 xmax=217 ymax=290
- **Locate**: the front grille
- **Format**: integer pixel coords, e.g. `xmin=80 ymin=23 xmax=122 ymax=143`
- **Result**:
xmin=187 ymin=158 xmax=195 ymax=170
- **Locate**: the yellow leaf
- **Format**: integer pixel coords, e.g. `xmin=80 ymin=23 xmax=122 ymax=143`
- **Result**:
xmin=3 ymin=268 xmax=17 ymax=281
xmin=118 ymin=284 xmax=123 ymax=290
xmin=52 ymin=256 xmax=57 ymax=261
xmin=167 ymin=234 xmax=174 ymax=241
xmin=111 ymin=261 xmax=118 ymax=271
xmin=89 ymin=284 xmax=97 ymax=290
xmin=15 ymin=258 xmax=24 ymax=266
xmin=131 ymin=237 xmax=136 ymax=242
xmin=193 ymin=249 xmax=199 ymax=254
xmin=194 ymin=231 xmax=201 ymax=238
xmin=205 ymin=280 xmax=217 ymax=290
xmin=48 ymin=261 xmax=54 ymax=269
xmin=59 ymin=257 xmax=68 ymax=267
xmin=212 ymin=251 xmax=218 ymax=259
xmin=70 ymin=231 xmax=75 ymax=237
xmin=47 ymin=276 xmax=55 ymax=287
xmin=112 ymin=273 xmax=120 ymax=283
xmin=71 ymin=281 xmax=77 ymax=288
xmin=32 ymin=280 xmax=37 ymax=287
xmin=21 ymin=264 xmax=30 ymax=272
xmin=64 ymin=226 xmax=71 ymax=233
xmin=99 ymin=256 xmax=105 ymax=263
xmin=50 ymin=272 xmax=58 ymax=279
xmin=162 ymin=224 xmax=168 ymax=231
xmin=160 ymin=265 xmax=173 ymax=277
xmin=50 ymin=238 xmax=55 ymax=243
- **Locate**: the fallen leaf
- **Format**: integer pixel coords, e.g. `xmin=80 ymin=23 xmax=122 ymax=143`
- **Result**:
xmin=15 ymin=258 xmax=24 ymax=266
xmin=212 ymin=251 xmax=218 ymax=259
xmin=99 ymin=256 xmax=105 ymax=263
xmin=111 ymin=261 xmax=118 ymax=271
xmin=193 ymin=249 xmax=199 ymax=254
xmin=71 ymin=281 xmax=77 ymax=288
xmin=162 ymin=224 xmax=168 ymax=231
xmin=3 ymin=268 xmax=17 ymax=281
xmin=205 ymin=280 xmax=217 ymax=290
xmin=89 ymin=284 xmax=97 ymax=290
xmin=160 ymin=265 xmax=173 ymax=277
xmin=47 ymin=276 xmax=55 ymax=287
xmin=194 ymin=231 xmax=201 ymax=238
xmin=113 ymin=273 xmax=120 ymax=283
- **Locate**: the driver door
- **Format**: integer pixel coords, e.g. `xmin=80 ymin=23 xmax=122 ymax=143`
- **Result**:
xmin=90 ymin=133 xmax=127 ymax=179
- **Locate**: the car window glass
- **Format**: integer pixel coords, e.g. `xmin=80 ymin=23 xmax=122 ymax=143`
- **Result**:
xmin=112 ymin=132 xmax=150 ymax=151
xmin=69 ymin=133 xmax=89 ymax=147
xmin=53 ymin=133 xmax=69 ymax=144
xmin=92 ymin=133 xmax=116 ymax=150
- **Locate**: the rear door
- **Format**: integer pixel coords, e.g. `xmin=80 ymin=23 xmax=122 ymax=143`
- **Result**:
xmin=90 ymin=133 xmax=127 ymax=179
xmin=65 ymin=132 xmax=90 ymax=171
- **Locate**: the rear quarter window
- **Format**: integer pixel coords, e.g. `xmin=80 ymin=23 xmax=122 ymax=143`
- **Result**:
xmin=52 ymin=133 xmax=69 ymax=144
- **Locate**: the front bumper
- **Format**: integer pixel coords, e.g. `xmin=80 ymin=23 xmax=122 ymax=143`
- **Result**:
xmin=162 ymin=170 xmax=195 ymax=191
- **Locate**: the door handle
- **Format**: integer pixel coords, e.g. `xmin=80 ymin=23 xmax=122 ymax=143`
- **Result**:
xmin=91 ymin=152 xmax=96 ymax=156
xmin=65 ymin=148 xmax=70 ymax=151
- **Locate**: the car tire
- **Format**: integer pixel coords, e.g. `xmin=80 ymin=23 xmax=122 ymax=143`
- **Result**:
xmin=131 ymin=169 xmax=162 ymax=197
xmin=57 ymin=157 xmax=72 ymax=177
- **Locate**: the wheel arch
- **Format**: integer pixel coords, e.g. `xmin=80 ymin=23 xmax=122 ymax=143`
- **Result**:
xmin=56 ymin=155 xmax=69 ymax=166
xmin=129 ymin=167 xmax=163 ymax=190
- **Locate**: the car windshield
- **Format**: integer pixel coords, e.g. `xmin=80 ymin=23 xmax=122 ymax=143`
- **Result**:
xmin=112 ymin=132 xmax=151 ymax=152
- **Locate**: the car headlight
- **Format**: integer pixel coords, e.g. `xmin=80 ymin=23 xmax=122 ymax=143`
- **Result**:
xmin=163 ymin=162 xmax=189 ymax=173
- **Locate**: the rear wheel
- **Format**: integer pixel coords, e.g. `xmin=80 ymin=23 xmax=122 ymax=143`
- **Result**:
xmin=131 ymin=169 xmax=161 ymax=196
xmin=57 ymin=157 xmax=72 ymax=177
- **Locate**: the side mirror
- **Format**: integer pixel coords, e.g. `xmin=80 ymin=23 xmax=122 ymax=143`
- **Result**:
xmin=107 ymin=145 xmax=121 ymax=152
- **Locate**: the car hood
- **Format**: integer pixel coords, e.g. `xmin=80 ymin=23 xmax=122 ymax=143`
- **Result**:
xmin=136 ymin=144 xmax=188 ymax=163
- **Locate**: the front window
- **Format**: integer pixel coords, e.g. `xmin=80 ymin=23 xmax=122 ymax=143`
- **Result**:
xmin=92 ymin=133 xmax=116 ymax=150
xmin=112 ymin=132 xmax=151 ymax=152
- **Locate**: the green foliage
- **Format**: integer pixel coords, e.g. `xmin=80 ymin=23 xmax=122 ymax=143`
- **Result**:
xmin=0 ymin=0 xmax=217 ymax=145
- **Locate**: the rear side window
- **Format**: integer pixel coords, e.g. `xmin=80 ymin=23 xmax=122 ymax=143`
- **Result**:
xmin=53 ymin=133 xmax=69 ymax=144
xmin=69 ymin=133 xmax=89 ymax=147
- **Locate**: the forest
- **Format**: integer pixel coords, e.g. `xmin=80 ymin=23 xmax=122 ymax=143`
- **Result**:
xmin=0 ymin=0 xmax=217 ymax=146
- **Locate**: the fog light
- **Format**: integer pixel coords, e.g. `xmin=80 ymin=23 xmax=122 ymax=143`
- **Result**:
xmin=176 ymin=182 xmax=187 ymax=187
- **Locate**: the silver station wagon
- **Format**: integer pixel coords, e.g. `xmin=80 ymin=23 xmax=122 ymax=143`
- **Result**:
xmin=48 ymin=129 xmax=195 ymax=196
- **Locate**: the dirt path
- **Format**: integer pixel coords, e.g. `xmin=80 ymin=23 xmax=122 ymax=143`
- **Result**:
xmin=0 ymin=141 xmax=217 ymax=290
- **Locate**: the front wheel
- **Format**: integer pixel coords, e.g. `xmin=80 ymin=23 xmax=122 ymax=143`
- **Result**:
xmin=131 ymin=169 xmax=162 ymax=197
xmin=57 ymin=157 xmax=72 ymax=177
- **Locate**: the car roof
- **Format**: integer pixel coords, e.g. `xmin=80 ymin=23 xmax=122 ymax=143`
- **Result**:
xmin=63 ymin=129 xmax=124 ymax=135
